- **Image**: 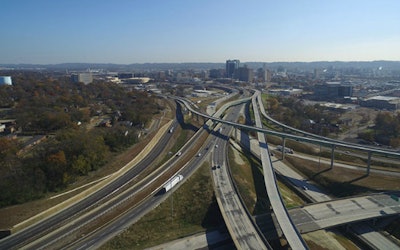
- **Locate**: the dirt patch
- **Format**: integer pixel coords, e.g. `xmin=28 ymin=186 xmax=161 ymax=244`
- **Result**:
xmin=303 ymin=230 xmax=358 ymax=250
xmin=231 ymin=144 xmax=245 ymax=165
xmin=334 ymin=107 xmax=378 ymax=141
xmin=284 ymin=155 xmax=400 ymax=197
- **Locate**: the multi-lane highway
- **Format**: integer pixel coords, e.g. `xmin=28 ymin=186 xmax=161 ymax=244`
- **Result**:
xmin=210 ymin=104 xmax=270 ymax=249
xmin=64 ymin=95 xmax=247 ymax=249
xmin=68 ymin=127 xmax=213 ymax=249
xmin=0 ymin=119 xmax=182 ymax=249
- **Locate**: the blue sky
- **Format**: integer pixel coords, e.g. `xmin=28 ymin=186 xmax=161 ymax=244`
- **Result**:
xmin=1 ymin=0 xmax=399 ymax=64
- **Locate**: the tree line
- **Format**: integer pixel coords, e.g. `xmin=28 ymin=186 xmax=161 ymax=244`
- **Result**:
xmin=359 ymin=112 xmax=400 ymax=147
xmin=0 ymin=71 xmax=162 ymax=207
xmin=266 ymin=95 xmax=340 ymax=136
xmin=265 ymin=94 xmax=400 ymax=148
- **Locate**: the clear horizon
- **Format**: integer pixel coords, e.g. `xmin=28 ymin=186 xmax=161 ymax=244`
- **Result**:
xmin=1 ymin=0 xmax=399 ymax=64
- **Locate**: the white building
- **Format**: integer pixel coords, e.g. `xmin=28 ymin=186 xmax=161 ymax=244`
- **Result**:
xmin=0 ymin=76 xmax=12 ymax=85
xmin=71 ymin=73 xmax=93 ymax=85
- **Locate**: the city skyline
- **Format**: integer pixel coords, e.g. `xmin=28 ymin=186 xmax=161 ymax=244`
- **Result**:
xmin=1 ymin=0 xmax=399 ymax=64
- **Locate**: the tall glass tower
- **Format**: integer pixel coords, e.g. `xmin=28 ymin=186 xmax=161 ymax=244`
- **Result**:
xmin=226 ymin=59 xmax=240 ymax=78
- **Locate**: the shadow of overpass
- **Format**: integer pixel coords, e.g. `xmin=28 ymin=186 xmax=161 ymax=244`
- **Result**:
xmin=176 ymin=100 xmax=199 ymax=132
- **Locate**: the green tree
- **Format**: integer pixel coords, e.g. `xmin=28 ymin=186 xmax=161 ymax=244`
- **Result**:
xmin=72 ymin=155 xmax=91 ymax=175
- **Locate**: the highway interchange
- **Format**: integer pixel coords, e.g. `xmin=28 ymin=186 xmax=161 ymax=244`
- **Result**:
xmin=0 ymin=88 xmax=399 ymax=249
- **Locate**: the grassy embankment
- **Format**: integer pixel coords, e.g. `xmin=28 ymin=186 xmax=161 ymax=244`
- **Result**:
xmin=228 ymin=145 xmax=304 ymax=214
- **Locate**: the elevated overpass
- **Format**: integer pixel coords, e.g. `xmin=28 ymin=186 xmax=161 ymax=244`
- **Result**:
xmin=211 ymin=134 xmax=270 ymax=249
xmin=290 ymin=192 xmax=400 ymax=233
xmin=176 ymin=96 xmax=400 ymax=167
xmin=178 ymin=93 xmax=308 ymax=249
xmin=201 ymin=96 xmax=271 ymax=249
xmin=251 ymin=92 xmax=309 ymax=249
xmin=176 ymin=92 xmax=400 ymax=249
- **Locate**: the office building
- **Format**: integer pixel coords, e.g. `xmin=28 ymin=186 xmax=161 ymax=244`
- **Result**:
xmin=257 ymin=68 xmax=271 ymax=82
xmin=314 ymin=82 xmax=353 ymax=100
xmin=209 ymin=69 xmax=225 ymax=78
xmin=71 ymin=73 xmax=93 ymax=85
xmin=226 ymin=59 xmax=240 ymax=78
xmin=237 ymin=66 xmax=253 ymax=82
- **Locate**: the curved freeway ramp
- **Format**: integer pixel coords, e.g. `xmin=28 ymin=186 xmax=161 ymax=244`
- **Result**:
xmin=252 ymin=91 xmax=309 ymax=249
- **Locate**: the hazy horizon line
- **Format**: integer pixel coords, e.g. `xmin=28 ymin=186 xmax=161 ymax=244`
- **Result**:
xmin=1 ymin=59 xmax=400 ymax=66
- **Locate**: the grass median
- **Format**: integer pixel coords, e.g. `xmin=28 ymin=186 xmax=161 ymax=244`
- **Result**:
xmin=228 ymin=145 xmax=305 ymax=214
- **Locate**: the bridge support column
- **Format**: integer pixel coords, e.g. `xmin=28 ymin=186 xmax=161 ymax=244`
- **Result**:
xmin=282 ymin=137 xmax=286 ymax=160
xmin=235 ymin=127 xmax=238 ymax=141
xmin=330 ymin=145 xmax=335 ymax=169
xmin=367 ymin=151 xmax=372 ymax=176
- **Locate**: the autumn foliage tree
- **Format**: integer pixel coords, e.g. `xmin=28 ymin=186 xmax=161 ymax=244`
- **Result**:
xmin=0 ymin=71 xmax=162 ymax=206
xmin=374 ymin=112 xmax=400 ymax=147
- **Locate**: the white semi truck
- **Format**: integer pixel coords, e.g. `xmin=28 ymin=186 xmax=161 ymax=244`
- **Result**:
xmin=162 ymin=174 xmax=183 ymax=193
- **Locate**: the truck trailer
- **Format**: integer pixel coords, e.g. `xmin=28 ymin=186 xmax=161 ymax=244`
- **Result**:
xmin=162 ymin=174 xmax=183 ymax=193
